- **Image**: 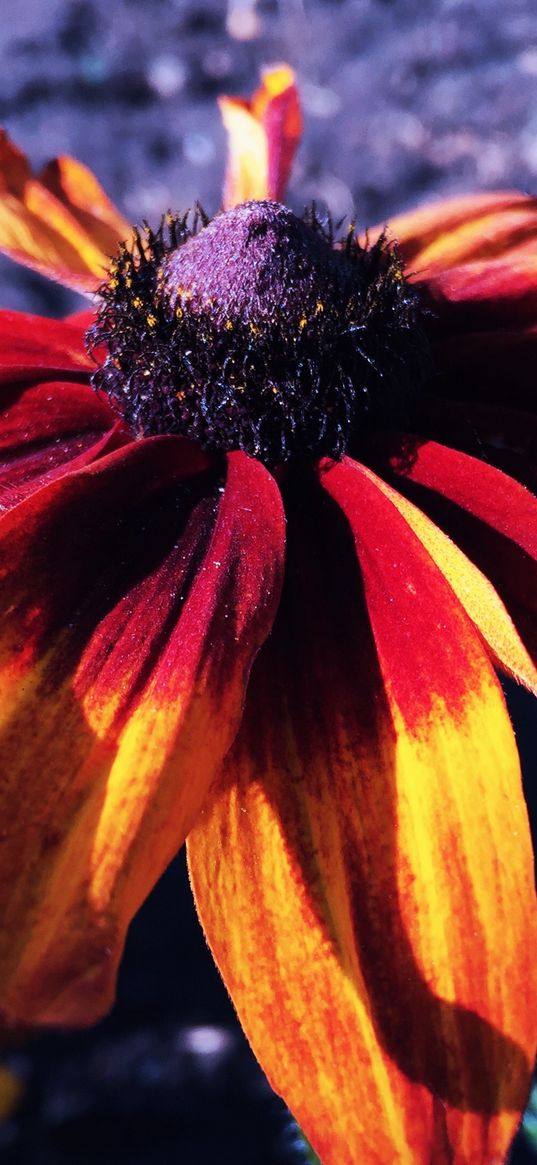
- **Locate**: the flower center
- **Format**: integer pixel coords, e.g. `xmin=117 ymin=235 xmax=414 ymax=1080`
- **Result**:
xmin=89 ymin=200 xmax=427 ymax=465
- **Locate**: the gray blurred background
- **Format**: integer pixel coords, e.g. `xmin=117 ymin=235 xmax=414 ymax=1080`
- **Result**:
xmin=1 ymin=0 xmax=537 ymax=312
xmin=1 ymin=2 xmax=537 ymax=1163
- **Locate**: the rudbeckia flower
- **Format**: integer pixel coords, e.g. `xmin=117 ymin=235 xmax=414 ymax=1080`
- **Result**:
xmin=0 ymin=66 xmax=536 ymax=1165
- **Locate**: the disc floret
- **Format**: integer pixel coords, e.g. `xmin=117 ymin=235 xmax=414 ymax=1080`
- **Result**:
xmin=89 ymin=200 xmax=427 ymax=465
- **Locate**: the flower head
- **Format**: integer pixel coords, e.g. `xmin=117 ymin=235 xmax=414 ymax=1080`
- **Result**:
xmin=0 ymin=68 xmax=536 ymax=1165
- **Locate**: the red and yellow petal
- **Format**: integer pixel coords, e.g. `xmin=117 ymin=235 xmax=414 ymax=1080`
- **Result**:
xmin=39 ymin=154 xmax=130 ymax=259
xmin=220 ymin=65 xmax=302 ymax=208
xmin=381 ymin=438 xmax=537 ymax=665
xmin=0 ymin=443 xmax=285 ymax=1028
xmin=0 ymin=131 xmax=128 ymax=292
xmin=369 ymin=191 xmax=537 ymax=272
xmin=188 ymin=460 xmax=536 ymax=1165
xmin=355 ymin=461 xmax=537 ymax=692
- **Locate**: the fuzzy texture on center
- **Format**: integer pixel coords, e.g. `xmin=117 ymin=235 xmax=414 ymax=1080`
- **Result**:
xmin=89 ymin=200 xmax=427 ymax=465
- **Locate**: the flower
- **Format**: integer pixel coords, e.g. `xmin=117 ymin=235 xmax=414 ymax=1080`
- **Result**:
xmin=0 ymin=67 xmax=536 ymax=1165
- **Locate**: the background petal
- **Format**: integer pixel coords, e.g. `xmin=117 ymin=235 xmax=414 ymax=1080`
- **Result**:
xmin=0 ymin=131 xmax=128 ymax=292
xmin=367 ymin=191 xmax=537 ymax=269
xmin=189 ymin=462 xmax=536 ymax=1165
xmin=0 ymin=443 xmax=285 ymax=1028
xmin=219 ymin=65 xmax=302 ymax=207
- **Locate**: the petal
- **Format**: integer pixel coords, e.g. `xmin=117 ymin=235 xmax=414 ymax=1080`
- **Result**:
xmin=382 ymin=438 xmax=537 ymax=664
xmin=356 ymin=462 xmax=537 ymax=691
xmin=0 ymin=443 xmax=285 ymax=1027
xmin=420 ymin=400 xmax=537 ymax=490
xmin=39 ymin=155 xmax=130 ymax=258
xmin=0 ymin=130 xmax=122 ymax=292
xmin=0 ymin=309 xmax=94 ymax=385
xmin=188 ymin=462 xmax=536 ymax=1165
xmin=220 ymin=65 xmax=302 ymax=208
xmin=421 ymin=254 xmax=537 ymax=331
xmin=369 ymin=191 xmax=537 ymax=268
xmin=0 ymin=310 xmax=122 ymax=506
xmin=408 ymin=203 xmax=537 ymax=277
xmin=0 ymin=380 xmax=125 ymax=510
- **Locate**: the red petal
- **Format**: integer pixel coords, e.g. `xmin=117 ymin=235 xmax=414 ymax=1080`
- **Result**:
xmin=0 ymin=385 xmax=126 ymax=511
xmin=0 ymin=310 xmax=93 ymax=386
xmin=0 ymin=443 xmax=285 ymax=1027
xmin=421 ymin=254 xmax=537 ymax=332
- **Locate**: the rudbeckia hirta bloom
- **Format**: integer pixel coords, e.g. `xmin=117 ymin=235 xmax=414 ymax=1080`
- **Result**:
xmin=0 ymin=65 xmax=536 ymax=1165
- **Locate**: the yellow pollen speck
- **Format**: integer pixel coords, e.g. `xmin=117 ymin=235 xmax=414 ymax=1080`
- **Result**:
xmin=132 ymin=297 xmax=143 ymax=310
xmin=146 ymin=314 xmax=157 ymax=328
xmin=175 ymin=307 xmax=184 ymax=319
xmin=109 ymin=278 xmax=118 ymax=290
xmin=125 ymin=277 xmax=132 ymax=289
xmin=299 ymin=316 xmax=308 ymax=330
xmin=225 ymin=319 xmax=234 ymax=331
xmin=271 ymin=385 xmax=279 ymax=395
xmin=176 ymin=390 xmax=186 ymax=402
xmin=315 ymin=300 xmax=324 ymax=314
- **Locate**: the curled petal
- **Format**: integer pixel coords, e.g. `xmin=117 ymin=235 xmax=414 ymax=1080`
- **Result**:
xmin=220 ymin=65 xmax=302 ymax=208
xmin=189 ymin=463 xmax=536 ymax=1165
xmin=0 ymin=444 xmax=285 ymax=1027
xmin=0 ymin=131 xmax=128 ymax=292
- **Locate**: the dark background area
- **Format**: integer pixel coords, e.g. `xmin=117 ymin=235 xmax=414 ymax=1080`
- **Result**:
xmin=0 ymin=1 xmax=536 ymax=1162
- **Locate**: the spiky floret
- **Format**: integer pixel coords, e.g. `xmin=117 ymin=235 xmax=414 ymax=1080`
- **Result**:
xmin=88 ymin=200 xmax=428 ymax=465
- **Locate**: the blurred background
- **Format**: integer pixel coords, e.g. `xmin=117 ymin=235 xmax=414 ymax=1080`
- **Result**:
xmin=0 ymin=0 xmax=536 ymax=1161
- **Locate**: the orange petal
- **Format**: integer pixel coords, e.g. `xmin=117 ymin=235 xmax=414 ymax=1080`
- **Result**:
xmin=367 ymin=191 xmax=537 ymax=269
xmin=0 ymin=443 xmax=285 ymax=1028
xmin=220 ymin=64 xmax=302 ymax=208
xmin=0 ymin=130 xmax=127 ymax=292
xmin=188 ymin=462 xmax=536 ymax=1165
xmin=39 ymin=155 xmax=130 ymax=258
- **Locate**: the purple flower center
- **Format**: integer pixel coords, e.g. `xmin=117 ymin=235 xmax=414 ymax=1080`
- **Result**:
xmin=89 ymin=200 xmax=427 ymax=465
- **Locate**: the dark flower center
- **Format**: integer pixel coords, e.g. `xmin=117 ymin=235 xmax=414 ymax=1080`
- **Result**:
xmin=89 ymin=200 xmax=428 ymax=465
